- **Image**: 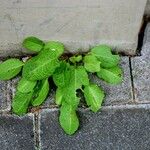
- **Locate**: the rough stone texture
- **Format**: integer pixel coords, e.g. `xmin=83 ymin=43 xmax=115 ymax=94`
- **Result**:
xmin=145 ymin=0 xmax=150 ymax=15
xmin=132 ymin=23 xmax=150 ymax=102
xmin=6 ymin=76 xmax=21 ymax=112
xmin=90 ymin=57 xmax=133 ymax=106
xmin=0 ymin=60 xmax=11 ymax=112
xmin=0 ymin=0 xmax=147 ymax=56
xmin=0 ymin=81 xmax=10 ymax=112
xmin=9 ymin=76 xmax=20 ymax=98
xmin=40 ymin=104 xmax=150 ymax=150
xmin=43 ymin=57 xmax=133 ymax=107
xmin=43 ymin=88 xmax=56 ymax=107
xmin=0 ymin=114 xmax=35 ymax=150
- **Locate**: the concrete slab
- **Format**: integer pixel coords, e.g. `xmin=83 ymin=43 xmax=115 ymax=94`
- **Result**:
xmin=0 ymin=0 xmax=147 ymax=56
xmin=40 ymin=104 xmax=150 ymax=150
xmin=0 ymin=114 xmax=35 ymax=150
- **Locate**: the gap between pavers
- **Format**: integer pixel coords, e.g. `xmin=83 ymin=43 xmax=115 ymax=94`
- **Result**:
xmin=38 ymin=104 xmax=150 ymax=150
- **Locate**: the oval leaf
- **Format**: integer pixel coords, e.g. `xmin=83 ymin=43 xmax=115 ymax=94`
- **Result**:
xmin=17 ymin=78 xmax=37 ymax=93
xmin=91 ymin=45 xmax=120 ymax=68
xmin=83 ymin=54 xmax=101 ymax=73
xmin=56 ymin=86 xmax=79 ymax=108
xmin=0 ymin=59 xmax=24 ymax=80
xmin=23 ymin=36 xmax=44 ymax=52
xmin=44 ymin=41 xmax=64 ymax=57
xmin=69 ymin=66 xmax=89 ymax=89
xmin=97 ymin=66 xmax=123 ymax=84
xmin=32 ymin=79 xmax=49 ymax=106
xmin=53 ymin=65 xmax=89 ymax=89
xmin=12 ymin=91 xmax=33 ymax=115
xmin=22 ymin=49 xmax=60 ymax=81
xmin=84 ymin=84 xmax=105 ymax=112
xmin=59 ymin=103 xmax=79 ymax=135
xmin=53 ymin=62 xmax=70 ymax=87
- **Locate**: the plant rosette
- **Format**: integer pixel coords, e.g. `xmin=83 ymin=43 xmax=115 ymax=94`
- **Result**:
xmin=0 ymin=36 xmax=123 ymax=135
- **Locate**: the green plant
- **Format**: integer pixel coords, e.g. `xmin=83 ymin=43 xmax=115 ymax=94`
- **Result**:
xmin=0 ymin=37 xmax=123 ymax=135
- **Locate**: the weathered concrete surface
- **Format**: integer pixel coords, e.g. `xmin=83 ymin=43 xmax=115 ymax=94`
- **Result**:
xmin=40 ymin=104 xmax=150 ymax=150
xmin=43 ymin=57 xmax=133 ymax=107
xmin=0 ymin=0 xmax=147 ymax=56
xmin=0 ymin=114 xmax=35 ymax=150
xmin=132 ymin=23 xmax=150 ymax=102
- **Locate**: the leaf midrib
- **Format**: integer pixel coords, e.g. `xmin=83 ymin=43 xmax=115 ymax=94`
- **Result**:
xmin=88 ymin=86 xmax=99 ymax=109
xmin=1 ymin=63 xmax=23 ymax=74
xmin=102 ymin=68 xmax=120 ymax=79
xmin=28 ymin=58 xmax=57 ymax=76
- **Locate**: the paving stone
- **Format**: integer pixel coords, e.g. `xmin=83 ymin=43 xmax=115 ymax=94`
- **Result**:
xmin=89 ymin=57 xmax=132 ymax=105
xmin=0 ymin=0 xmax=147 ymax=56
xmin=6 ymin=77 xmax=21 ymax=112
xmin=40 ymin=104 xmax=150 ymax=150
xmin=132 ymin=23 xmax=150 ymax=102
xmin=43 ymin=88 xmax=56 ymax=107
xmin=0 ymin=81 xmax=10 ymax=112
xmin=10 ymin=77 xmax=20 ymax=98
xmin=143 ymin=23 xmax=150 ymax=46
xmin=43 ymin=57 xmax=133 ymax=107
xmin=0 ymin=114 xmax=35 ymax=150
xmin=0 ymin=60 xmax=11 ymax=111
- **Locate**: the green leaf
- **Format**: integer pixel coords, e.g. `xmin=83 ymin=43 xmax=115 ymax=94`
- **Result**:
xmin=17 ymin=78 xmax=37 ymax=93
xmin=64 ymin=88 xmax=80 ymax=109
xmin=53 ymin=65 xmax=89 ymax=89
xmin=53 ymin=62 xmax=70 ymax=87
xmin=69 ymin=66 xmax=89 ymax=89
xmin=59 ymin=103 xmax=79 ymax=135
xmin=91 ymin=45 xmax=120 ymax=68
xmin=44 ymin=41 xmax=64 ymax=57
xmin=83 ymin=54 xmax=101 ymax=73
xmin=69 ymin=55 xmax=82 ymax=63
xmin=53 ymin=66 xmax=86 ymax=108
xmin=22 ymin=49 xmax=60 ymax=81
xmin=84 ymin=84 xmax=105 ymax=112
xmin=56 ymin=86 xmax=79 ymax=108
xmin=0 ymin=59 xmax=24 ymax=80
xmin=12 ymin=91 xmax=33 ymax=115
xmin=97 ymin=66 xmax=123 ymax=84
xmin=23 ymin=36 xmax=44 ymax=52
xmin=32 ymin=79 xmax=49 ymax=106
xmin=55 ymin=87 xmax=63 ymax=105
